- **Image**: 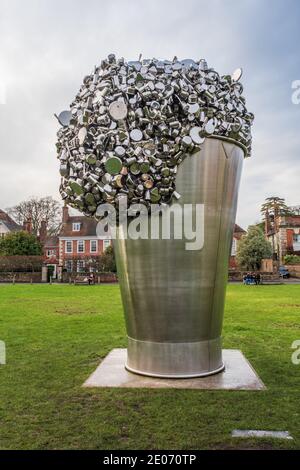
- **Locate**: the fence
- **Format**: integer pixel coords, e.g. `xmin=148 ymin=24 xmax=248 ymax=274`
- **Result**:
xmin=0 ymin=256 xmax=43 ymax=283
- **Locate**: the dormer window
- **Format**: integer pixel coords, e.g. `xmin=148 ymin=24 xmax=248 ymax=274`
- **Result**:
xmin=72 ymin=222 xmax=81 ymax=232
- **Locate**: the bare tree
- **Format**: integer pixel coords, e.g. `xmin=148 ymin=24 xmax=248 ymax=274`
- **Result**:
xmin=6 ymin=196 xmax=62 ymax=235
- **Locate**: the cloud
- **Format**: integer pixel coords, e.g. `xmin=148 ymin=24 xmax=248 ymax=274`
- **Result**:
xmin=0 ymin=0 xmax=299 ymax=229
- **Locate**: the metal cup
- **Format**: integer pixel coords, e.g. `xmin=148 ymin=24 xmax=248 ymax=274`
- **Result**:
xmin=113 ymin=137 xmax=244 ymax=378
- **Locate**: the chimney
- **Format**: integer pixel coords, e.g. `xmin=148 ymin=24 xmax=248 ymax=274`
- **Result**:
xmin=39 ymin=220 xmax=47 ymax=243
xmin=62 ymin=204 xmax=69 ymax=224
xmin=23 ymin=217 xmax=32 ymax=233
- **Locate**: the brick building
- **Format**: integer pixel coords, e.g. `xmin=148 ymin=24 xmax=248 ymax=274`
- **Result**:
xmin=57 ymin=205 xmax=112 ymax=277
xmin=229 ymin=224 xmax=246 ymax=269
xmin=265 ymin=213 xmax=300 ymax=261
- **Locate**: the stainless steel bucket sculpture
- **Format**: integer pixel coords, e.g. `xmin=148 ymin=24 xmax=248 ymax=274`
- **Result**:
xmin=55 ymin=55 xmax=253 ymax=379
xmin=114 ymin=137 xmax=244 ymax=378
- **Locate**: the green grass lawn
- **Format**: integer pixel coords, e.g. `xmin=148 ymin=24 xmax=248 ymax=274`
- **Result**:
xmin=0 ymin=283 xmax=299 ymax=450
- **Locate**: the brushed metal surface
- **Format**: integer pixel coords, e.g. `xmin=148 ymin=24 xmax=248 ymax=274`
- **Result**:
xmin=126 ymin=337 xmax=224 ymax=378
xmin=113 ymin=137 xmax=244 ymax=377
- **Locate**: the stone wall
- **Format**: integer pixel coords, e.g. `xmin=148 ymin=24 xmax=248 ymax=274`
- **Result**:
xmin=61 ymin=271 xmax=118 ymax=283
xmin=0 ymin=272 xmax=42 ymax=283
xmin=284 ymin=264 xmax=300 ymax=278
xmin=260 ymin=258 xmax=273 ymax=273
xmin=228 ymin=270 xmax=280 ymax=282
xmin=228 ymin=271 xmax=242 ymax=281
xmin=0 ymin=271 xmax=118 ymax=283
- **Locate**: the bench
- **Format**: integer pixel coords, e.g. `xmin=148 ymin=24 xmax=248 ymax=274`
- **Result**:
xmin=73 ymin=277 xmax=92 ymax=286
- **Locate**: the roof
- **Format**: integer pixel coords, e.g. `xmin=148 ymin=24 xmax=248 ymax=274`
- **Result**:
xmin=44 ymin=236 xmax=59 ymax=247
xmin=234 ymin=223 xmax=246 ymax=233
xmin=59 ymin=215 xmax=98 ymax=237
xmin=0 ymin=209 xmax=22 ymax=232
xmin=278 ymin=215 xmax=300 ymax=228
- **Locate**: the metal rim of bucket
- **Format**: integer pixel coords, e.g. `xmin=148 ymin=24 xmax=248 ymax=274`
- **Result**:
xmin=125 ymin=362 xmax=225 ymax=379
xmin=209 ymin=134 xmax=247 ymax=157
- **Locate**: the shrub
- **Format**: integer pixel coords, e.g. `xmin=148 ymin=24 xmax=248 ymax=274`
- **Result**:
xmin=284 ymin=254 xmax=300 ymax=265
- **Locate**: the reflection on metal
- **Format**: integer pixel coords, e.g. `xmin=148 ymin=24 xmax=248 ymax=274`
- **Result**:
xmin=113 ymin=137 xmax=244 ymax=378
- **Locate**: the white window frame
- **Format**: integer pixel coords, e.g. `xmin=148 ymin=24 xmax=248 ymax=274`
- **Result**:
xmin=103 ymin=239 xmax=111 ymax=251
xmin=65 ymin=260 xmax=73 ymax=273
xmin=72 ymin=222 xmax=81 ymax=232
xmin=90 ymin=240 xmax=97 ymax=253
xmin=231 ymin=238 xmax=237 ymax=256
xmin=65 ymin=240 xmax=73 ymax=253
xmin=77 ymin=260 xmax=85 ymax=273
xmin=293 ymin=233 xmax=300 ymax=251
xmin=47 ymin=249 xmax=55 ymax=257
xmin=77 ymin=240 xmax=85 ymax=253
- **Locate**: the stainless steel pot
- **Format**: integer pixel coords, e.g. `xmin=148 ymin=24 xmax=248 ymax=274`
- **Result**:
xmin=113 ymin=136 xmax=244 ymax=378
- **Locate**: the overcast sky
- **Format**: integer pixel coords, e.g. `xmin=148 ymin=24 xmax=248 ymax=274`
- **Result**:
xmin=0 ymin=0 xmax=299 ymax=228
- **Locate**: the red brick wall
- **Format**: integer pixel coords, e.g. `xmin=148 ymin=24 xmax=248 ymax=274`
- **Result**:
xmin=43 ymin=249 xmax=58 ymax=261
xmin=0 ymin=272 xmax=42 ymax=283
xmin=60 ymin=239 xmax=105 ymax=257
xmin=284 ymin=216 xmax=300 ymax=225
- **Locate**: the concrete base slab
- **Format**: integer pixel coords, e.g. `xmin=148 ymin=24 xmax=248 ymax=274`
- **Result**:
xmin=83 ymin=349 xmax=265 ymax=390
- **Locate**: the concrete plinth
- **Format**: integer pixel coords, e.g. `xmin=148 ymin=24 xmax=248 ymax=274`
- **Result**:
xmin=83 ymin=349 xmax=265 ymax=391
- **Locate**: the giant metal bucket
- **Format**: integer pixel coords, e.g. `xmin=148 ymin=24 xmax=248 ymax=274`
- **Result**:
xmin=113 ymin=136 xmax=244 ymax=378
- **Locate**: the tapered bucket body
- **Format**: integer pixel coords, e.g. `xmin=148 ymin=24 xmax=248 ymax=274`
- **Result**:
xmin=113 ymin=137 xmax=244 ymax=378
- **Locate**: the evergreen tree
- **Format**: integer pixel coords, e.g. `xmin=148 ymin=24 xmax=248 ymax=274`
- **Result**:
xmin=236 ymin=225 xmax=272 ymax=270
xmin=0 ymin=231 xmax=42 ymax=256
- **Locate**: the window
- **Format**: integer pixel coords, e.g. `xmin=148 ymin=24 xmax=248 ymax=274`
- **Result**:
xmin=65 ymin=241 xmax=72 ymax=253
xmin=47 ymin=249 xmax=55 ymax=257
xmin=77 ymin=240 xmax=85 ymax=253
xmin=72 ymin=222 xmax=81 ymax=232
xmin=65 ymin=260 xmax=73 ymax=273
xmin=293 ymin=233 xmax=300 ymax=250
xmin=0 ymin=223 xmax=5 ymax=238
xmin=90 ymin=240 xmax=97 ymax=253
xmin=231 ymin=238 xmax=237 ymax=256
xmin=103 ymin=239 xmax=111 ymax=251
xmin=77 ymin=260 xmax=85 ymax=273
